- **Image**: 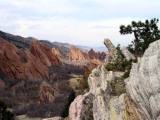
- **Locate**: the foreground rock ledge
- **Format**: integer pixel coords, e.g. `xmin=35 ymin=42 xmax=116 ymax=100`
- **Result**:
xmin=45 ymin=40 xmax=160 ymax=120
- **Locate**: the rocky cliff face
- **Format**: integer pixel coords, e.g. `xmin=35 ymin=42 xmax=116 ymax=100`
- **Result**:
xmin=68 ymin=46 xmax=90 ymax=62
xmin=66 ymin=39 xmax=160 ymax=120
xmin=126 ymin=40 xmax=160 ymax=120
xmin=52 ymin=48 xmax=63 ymax=60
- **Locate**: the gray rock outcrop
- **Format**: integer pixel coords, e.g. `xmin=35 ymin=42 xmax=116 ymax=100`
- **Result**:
xmin=68 ymin=64 xmax=129 ymax=120
xmin=126 ymin=40 xmax=160 ymax=120
xmin=121 ymin=47 xmax=135 ymax=61
xmin=69 ymin=93 xmax=93 ymax=120
xmin=67 ymin=39 xmax=135 ymax=120
xmin=104 ymin=38 xmax=118 ymax=63
xmin=68 ymin=39 xmax=160 ymax=120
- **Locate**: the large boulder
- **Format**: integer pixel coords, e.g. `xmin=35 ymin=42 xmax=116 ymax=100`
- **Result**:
xmin=126 ymin=40 xmax=160 ymax=120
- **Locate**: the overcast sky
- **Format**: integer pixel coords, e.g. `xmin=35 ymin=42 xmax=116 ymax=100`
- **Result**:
xmin=0 ymin=0 xmax=160 ymax=47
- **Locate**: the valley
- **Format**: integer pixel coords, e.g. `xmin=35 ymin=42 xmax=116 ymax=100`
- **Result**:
xmin=0 ymin=30 xmax=106 ymax=119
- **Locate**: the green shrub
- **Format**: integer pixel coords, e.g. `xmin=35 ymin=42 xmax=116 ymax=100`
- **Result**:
xmin=110 ymin=77 xmax=126 ymax=96
xmin=120 ymin=18 xmax=160 ymax=59
xmin=0 ymin=100 xmax=15 ymax=120
xmin=105 ymin=44 xmax=132 ymax=72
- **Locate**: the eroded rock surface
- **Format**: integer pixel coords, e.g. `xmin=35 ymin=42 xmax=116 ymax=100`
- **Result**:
xmin=68 ymin=63 xmax=129 ymax=120
xmin=104 ymin=38 xmax=118 ymax=63
xmin=69 ymin=93 xmax=93 ymax=120
xmin=126 ymin=40 xmax=160 ymax=120
xmin=121 ymin=48 xmax=135 ymax=61
xmin=69 ymin=46 xmax=89 ymax=62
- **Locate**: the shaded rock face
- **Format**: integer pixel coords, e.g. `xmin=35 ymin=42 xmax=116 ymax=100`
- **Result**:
xmin=88 ymin=49 xmax=106 ymax=61
xmin=126 ymin=40 xmax=160 ymax=120
xmin=0 ymin=37 xmax=60 ymax=81
xmin=30 ymin=41 xmax=60 ymax=67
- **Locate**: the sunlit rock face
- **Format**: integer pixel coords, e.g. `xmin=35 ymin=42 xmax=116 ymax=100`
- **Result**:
xmin=52 ymin=48 xmax=63 ymax=60
xmin=126 ymin=40 xmax=160 ymax=120
xmin=68 ymin=46 xmax=90 ymax=62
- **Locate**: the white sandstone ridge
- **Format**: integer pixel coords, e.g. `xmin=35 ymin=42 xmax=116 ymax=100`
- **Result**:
xmin=45 ymin=39 xmax=160 ymax=120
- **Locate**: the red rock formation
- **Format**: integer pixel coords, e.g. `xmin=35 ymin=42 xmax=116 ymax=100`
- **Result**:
xmin=39 ymin=81 xmax=55 ymax=104
xmin=68 ymin=46 xmax=89 ymax=61
xmin=30 ymin=41 xmax=60 ymax=67
xmin=68 ymin=47 xmax=105 ymax=70
xmin=0 ymin=37 xmax=60 ymax=81
xmin=0 ymin=79 xmax=5 ymax=90
xmin=88 ymin=49 xmax=106 ymax=61
xmin=52 ymin=48 xmax=62 ymax=59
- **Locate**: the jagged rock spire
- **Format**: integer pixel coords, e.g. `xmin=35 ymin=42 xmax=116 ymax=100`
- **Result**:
xmin=104 ymin=38 xmax=118 ymax=63
xmin=104 ymin=38 xmax=116 ymax=52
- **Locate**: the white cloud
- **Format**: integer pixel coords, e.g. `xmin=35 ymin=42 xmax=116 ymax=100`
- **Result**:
xmin=0 ymin=0 xmax=159 ymax=47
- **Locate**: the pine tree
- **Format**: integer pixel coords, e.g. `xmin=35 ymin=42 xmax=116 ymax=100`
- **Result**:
xmin=120 ymin=18 xmax=160 ymax=59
